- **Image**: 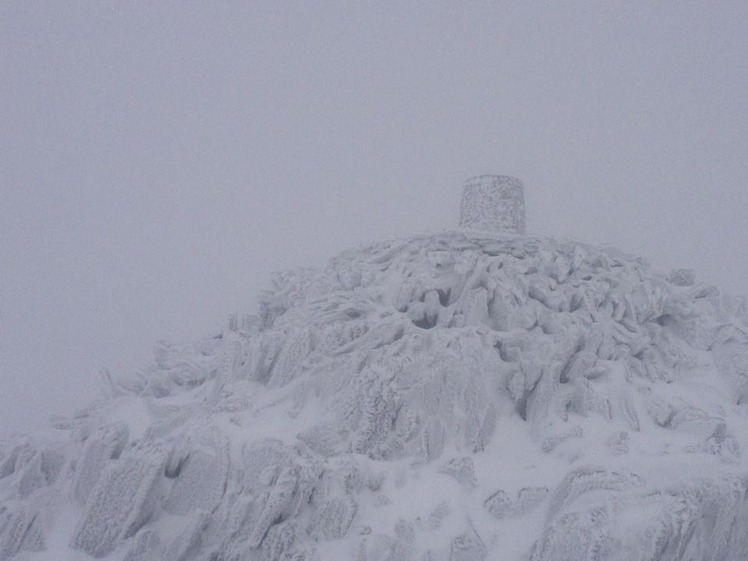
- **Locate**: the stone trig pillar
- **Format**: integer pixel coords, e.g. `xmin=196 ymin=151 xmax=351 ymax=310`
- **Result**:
xmin=459 ymin=175 xmax=526 ymax=236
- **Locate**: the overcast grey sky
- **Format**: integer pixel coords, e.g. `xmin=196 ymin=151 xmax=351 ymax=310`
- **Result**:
xmin=2 ymin=2 xmax=747 ymax=435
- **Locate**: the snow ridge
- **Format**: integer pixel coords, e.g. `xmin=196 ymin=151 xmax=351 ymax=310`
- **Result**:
xmin=2 ymin=231 xmax=748 ymax=560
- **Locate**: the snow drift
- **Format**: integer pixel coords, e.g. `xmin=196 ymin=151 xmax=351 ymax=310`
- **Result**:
xmin=3 ymin=197 xmax=748 ymax=560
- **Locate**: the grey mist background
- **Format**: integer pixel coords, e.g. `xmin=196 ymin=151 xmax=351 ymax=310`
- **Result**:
xmin=2 ymin=2 xmax=747 ymax=435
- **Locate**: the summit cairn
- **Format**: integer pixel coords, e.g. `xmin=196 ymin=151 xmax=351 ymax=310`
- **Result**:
xmin=459 ymin=175 xmax=526 ymax=235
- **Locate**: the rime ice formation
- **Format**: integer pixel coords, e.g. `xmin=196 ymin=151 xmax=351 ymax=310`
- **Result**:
xmin=459 ymin=175 xmax=526 ymax=235
xmin=3 ymin=197 xmax=748 ymax=560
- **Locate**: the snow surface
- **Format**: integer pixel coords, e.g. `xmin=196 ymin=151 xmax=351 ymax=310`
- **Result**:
xmin=2 ymin=230 xmax=748 ymax=560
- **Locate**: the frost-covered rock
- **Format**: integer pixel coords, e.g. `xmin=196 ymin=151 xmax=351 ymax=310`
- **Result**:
xmin=439 ymin=457 xmax=477 ymax=490
xmin=164 ymin=427 xmax=229 ymax=515
xmin=532 ymin=470 xmax=748 ymax=561
xmin=3 ymin=208 xmax=748 ymax=560
xmin=484 ymin=486 xmax=548 ymax=520
xmin=74 ymin=422 xmax=128 ymax=504
xmin=0 ymin=503 xmax=45 ymax=560
xmin=71 ymin=443 xmax=166 ymax=557
xmin=449 ymin=523 xmax=486 ymax=561
xmin=122 ymin=530 xmax=162 ymax=561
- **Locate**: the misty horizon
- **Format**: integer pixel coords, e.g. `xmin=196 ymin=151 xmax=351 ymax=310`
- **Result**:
xmin=2 ymin=2 xmax=747 ymax=435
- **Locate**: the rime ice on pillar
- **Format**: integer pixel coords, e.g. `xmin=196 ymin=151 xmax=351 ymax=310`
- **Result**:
xmin=459 ymin=175 xmax=526 ymax=236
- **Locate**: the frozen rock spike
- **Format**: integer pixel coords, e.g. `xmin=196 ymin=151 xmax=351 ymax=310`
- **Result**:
xmin=164 ymin=428 xmax=229 ymax=515
xmin=71 ymin=446 xmax=165 ymax=558
xmin=0 ymin=504 xmax=45 ymax=560
xmin=74 ymin=422 xmax=128 ymax=505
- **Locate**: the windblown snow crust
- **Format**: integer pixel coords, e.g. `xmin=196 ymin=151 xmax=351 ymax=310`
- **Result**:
xmin=3 ymin=231 xmax=748 ymax=560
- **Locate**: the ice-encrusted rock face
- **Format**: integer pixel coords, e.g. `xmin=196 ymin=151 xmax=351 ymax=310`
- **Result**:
xmin=2 ymin=230 xmax=748 ymax=561
xmin=459 ymin=175 xmax=526 ymax=235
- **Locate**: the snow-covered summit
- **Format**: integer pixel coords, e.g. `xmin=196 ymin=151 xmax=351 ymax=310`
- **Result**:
xmin=2 ymin=186 xmax=748 ymax=561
